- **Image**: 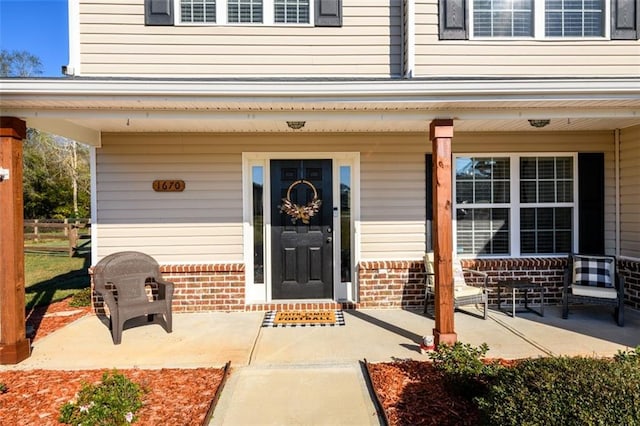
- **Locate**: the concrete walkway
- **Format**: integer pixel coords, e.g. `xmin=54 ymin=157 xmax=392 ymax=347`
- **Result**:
xmin=2 ymin=306 xmax=639 ymax=425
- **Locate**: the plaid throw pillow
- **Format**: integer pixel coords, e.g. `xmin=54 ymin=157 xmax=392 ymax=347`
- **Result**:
xmin=573 ymin=258 xmax=613 ymax=288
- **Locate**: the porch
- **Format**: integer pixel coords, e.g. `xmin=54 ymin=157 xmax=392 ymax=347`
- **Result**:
xmin=3 ymin=306 xmax=639 ymax=371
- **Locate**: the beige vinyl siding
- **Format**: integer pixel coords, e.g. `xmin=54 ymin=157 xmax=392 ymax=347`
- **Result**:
xmin=78 ymin=0 xmax=402 ymax=77
xmin=620 ymin=125 xmax=640 ymax=258
xmin=95 ymin=131 xmax=617 ymax=265
xmin=414 ymin=1 xmax=640 ymax=77
xmin=96 ymin=133 xmax=429 ymax=263
xmin=453 ymin=131 xmax=617 ymax=255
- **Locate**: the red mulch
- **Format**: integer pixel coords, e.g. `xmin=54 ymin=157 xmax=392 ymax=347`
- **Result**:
xmin=0 ymin=299 xmax=227 ymax=426
xmin=367 ymin=360 xmax=481 ymax=426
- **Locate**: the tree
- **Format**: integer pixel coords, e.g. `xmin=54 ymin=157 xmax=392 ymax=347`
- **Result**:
xmin=23 ymin=129 xmax=91 ymax=219
xmin=0 ymin=49 xmax=43 ymax=77
xmin=1 ymin=50 xmax=90 ymax=218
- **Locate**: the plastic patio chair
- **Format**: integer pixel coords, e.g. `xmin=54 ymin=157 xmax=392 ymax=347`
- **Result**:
xmin=93 ymin=251 xmax=174 ymax=344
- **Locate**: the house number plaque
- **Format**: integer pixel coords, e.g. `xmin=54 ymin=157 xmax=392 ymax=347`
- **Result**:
xmin=153 ymin=180 xmax=185 ymax=192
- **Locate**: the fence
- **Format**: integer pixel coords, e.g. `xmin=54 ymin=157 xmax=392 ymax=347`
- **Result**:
xmin=24 ymin=218 xmax=91 ymax=257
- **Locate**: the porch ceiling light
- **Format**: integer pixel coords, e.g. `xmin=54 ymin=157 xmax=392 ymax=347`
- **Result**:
xmin=286 ymin=121 xmax=306 ymax=130
xmin=528 ymin=119 xmax=551 ymax=128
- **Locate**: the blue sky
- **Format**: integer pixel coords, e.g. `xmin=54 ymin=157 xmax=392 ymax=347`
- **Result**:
xmin=0 ymin=0 xmax=69 ymax=77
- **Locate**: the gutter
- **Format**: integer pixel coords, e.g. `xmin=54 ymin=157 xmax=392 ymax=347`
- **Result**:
xmin=1 ymin=77 xmax=640 ymax=100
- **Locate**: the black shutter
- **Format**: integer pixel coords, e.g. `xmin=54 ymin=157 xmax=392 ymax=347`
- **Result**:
xmin=578 ymin=153 xmax=605 ymax=255
xmin=426 ymin=154 xmax=433 ymax=252
xmin=611 ymin=0 xmax=639 ymax=39
xmin=439 ymin=0 xmax=468 ymax=40
xmin=145 ymin=0 xmax=174 ymax=26
xmin=315 ymin=0 xmax=342 ymax=27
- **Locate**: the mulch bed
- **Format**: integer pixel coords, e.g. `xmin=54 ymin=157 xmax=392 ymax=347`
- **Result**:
xmin=366 ymin=360 xmax=481 ymax=426
xmin=0 ymin=299 xmax=227 ymax=426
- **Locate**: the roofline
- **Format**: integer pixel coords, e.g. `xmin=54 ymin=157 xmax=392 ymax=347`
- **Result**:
xmin=2 ymin=77 xmax=640 ymax=102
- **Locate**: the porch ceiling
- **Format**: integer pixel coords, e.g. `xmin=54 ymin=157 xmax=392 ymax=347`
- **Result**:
xmin=2 ymin=77 xmax=639 ymax=145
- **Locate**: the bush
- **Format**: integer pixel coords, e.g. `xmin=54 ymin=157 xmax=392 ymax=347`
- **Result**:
xmin=476 ymin=350 xmax=640 ymax=426
xmin=428 ymin=342 xmax=502 ymax=398
xmin=0 ymin=382 xmax=6 ymax=394
xmin=59 ymin=370 xmax=144 ymax=425
xmin=69 ymin=287 xmax=92 ymax=307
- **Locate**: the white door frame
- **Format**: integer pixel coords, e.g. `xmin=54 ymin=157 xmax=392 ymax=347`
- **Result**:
xmin=242 ymin=152 xmax=360 ymax=304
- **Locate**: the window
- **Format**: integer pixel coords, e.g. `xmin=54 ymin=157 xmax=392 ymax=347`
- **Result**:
xmin=545 ymin=0 xmax=604 ymax=37
xmin=454 ymin=154 xmax=576 ymax=257
xmin=473 ymin=0 xmax=533 ymax=37
xmin=519 ymin=156 xmax=574 ymax=253
xmin=181 ymin=0 xmax=216 ymax=23
xmin=275 ymin=0 xmax=310 ymax=24
xmin=471 ymin=0 xmax=605 ymax=38
xmin=228 ymin=0 xmax=263 ymax=23
xmin=176 ymin=0 xmax=312 ymax=25
xmin=455 ymin=157 xmax=511 ymax=255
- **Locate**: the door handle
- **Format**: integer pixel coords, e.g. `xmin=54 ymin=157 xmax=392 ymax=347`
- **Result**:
xmin=326 ymin=236 xmax=333 ymax=243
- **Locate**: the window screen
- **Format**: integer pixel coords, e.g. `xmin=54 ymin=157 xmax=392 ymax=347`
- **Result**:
xmin=545 ymin=0 xmax=604 ymax=36
xmin=473 ymin=0 xmax=533 ymax=37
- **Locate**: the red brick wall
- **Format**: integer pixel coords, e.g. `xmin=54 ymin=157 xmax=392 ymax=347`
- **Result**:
xmin=91 ymin=263 xmax=246 ymax=314
xmin=160 ymin=264 xmax=245 ymax=312
xmin=357 ymin=258 xmax=569 ymax=310
xmin=463 ymin=257 xmax=567 ymax=307
xmin=358 ymin=261 xmax=426 ymax=309
xmin=619 ymin=259 xmax=640 ymax=309
xmin=90 ymin=257 xmax=640 ymax=313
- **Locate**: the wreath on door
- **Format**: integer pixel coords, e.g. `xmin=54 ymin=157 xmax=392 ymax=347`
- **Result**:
xmin=280 ymin=179 xmax=322 ymax=224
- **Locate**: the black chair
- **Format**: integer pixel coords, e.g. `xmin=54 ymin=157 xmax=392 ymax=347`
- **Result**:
xmin=93 ymin=251 xmax=174 ymax=344
xmin=562 ymin=253 xmax=624 ymax=326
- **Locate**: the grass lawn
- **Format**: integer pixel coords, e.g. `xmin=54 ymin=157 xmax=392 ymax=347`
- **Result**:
xmin=24 ymin=249 xmax=91 ymax=310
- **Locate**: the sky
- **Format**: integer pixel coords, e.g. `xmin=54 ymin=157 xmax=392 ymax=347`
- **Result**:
xmin=0 ymin=0 xmax=69 ymax=77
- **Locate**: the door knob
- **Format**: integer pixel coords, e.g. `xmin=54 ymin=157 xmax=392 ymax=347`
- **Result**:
xmin=326 ymin=237 xmax=333 ymax=243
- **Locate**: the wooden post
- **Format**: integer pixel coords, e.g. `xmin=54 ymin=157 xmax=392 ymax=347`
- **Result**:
xmin=0 ymin=117 xmax=30 ymax=364
xmin=430 ymin=119 xmax=457 ymax=346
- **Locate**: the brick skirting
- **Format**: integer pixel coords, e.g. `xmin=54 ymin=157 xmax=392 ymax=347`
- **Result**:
xmin=358 ymin=261 xmax=427 ymax=309
xmin=619 ymin=259 xmax=640 ymax=309
xmin=89 ymin=257 xmax=640 ymax=313
xmin=90 ymin=263 xmax=246 ymax=314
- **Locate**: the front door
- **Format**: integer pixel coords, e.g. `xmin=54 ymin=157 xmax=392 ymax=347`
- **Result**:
xmin=271 ymin=159 xmax=333 ymax=299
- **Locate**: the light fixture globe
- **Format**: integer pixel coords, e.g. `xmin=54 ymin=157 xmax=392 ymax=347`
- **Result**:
xmin=528 ymin=119 xmax=551 ymax=128
xmin=286 ymin=121 xmax=306 ymax=130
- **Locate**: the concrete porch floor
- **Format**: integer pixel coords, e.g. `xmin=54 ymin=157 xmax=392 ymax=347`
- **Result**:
xmin=2 ymin=306 xmax=639 ymax=425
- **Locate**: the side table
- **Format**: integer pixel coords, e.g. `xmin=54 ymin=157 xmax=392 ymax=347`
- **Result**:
xmin=497 ymin=280 xmax=544 ymax=317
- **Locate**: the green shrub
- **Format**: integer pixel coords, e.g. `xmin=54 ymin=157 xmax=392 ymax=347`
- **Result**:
xmin=476 ymin=352 xmax=640 ymax=426
xmin=428 ymin=342 xmax=502 ymax=398
xmin=69 ymin=287 xmax=92 ymax=307
xmin=0 ymin=382 xmax=6 ymax=394
xmin=59 ymin=370 xmax=144 ymax=425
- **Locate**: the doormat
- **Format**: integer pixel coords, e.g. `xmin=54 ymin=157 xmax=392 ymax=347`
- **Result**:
xmin=261 ymin=310 xmax=345 ymax=327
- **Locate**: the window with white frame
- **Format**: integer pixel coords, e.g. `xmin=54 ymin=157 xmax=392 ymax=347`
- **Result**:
xmin=275 ymin=0 xmax=310 ymax=24
xmin=228 ymin=0 xmax=263 ymax=23
xmin=181 ymin=0 xmax=217 ymax=23
xmin=177 ymin=0 xmax=311 ymax=25
xmin=519 ymin=156 xmax=574 ymax=253
xmin=471 ymin=0 xmax=605 ymax=38
xmin=454 ymin=154 xmax=576 ymax=257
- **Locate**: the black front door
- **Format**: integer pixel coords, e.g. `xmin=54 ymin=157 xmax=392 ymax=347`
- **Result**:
xmin=271 ymin=159 xmax=333 ymax=299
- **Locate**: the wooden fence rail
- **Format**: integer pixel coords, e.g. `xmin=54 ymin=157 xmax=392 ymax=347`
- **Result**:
xmin=24 ymin=218 xmax=91 ymax=257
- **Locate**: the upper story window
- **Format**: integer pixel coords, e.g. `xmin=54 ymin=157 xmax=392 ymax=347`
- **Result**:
xmin=275 ymin=0 xmax=310 ymax=24
xmin=545 ymin=0 xmax=604 ymax=37
xmin=471 ymin=0 xmax=605 ymax=38
xmin=228 ymin=0 xmax=263 ymax=23
xmin=177 ymin=0 xmax=311 ymax=25
xmin=181 ymin=0 xmax=216 ymax=23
